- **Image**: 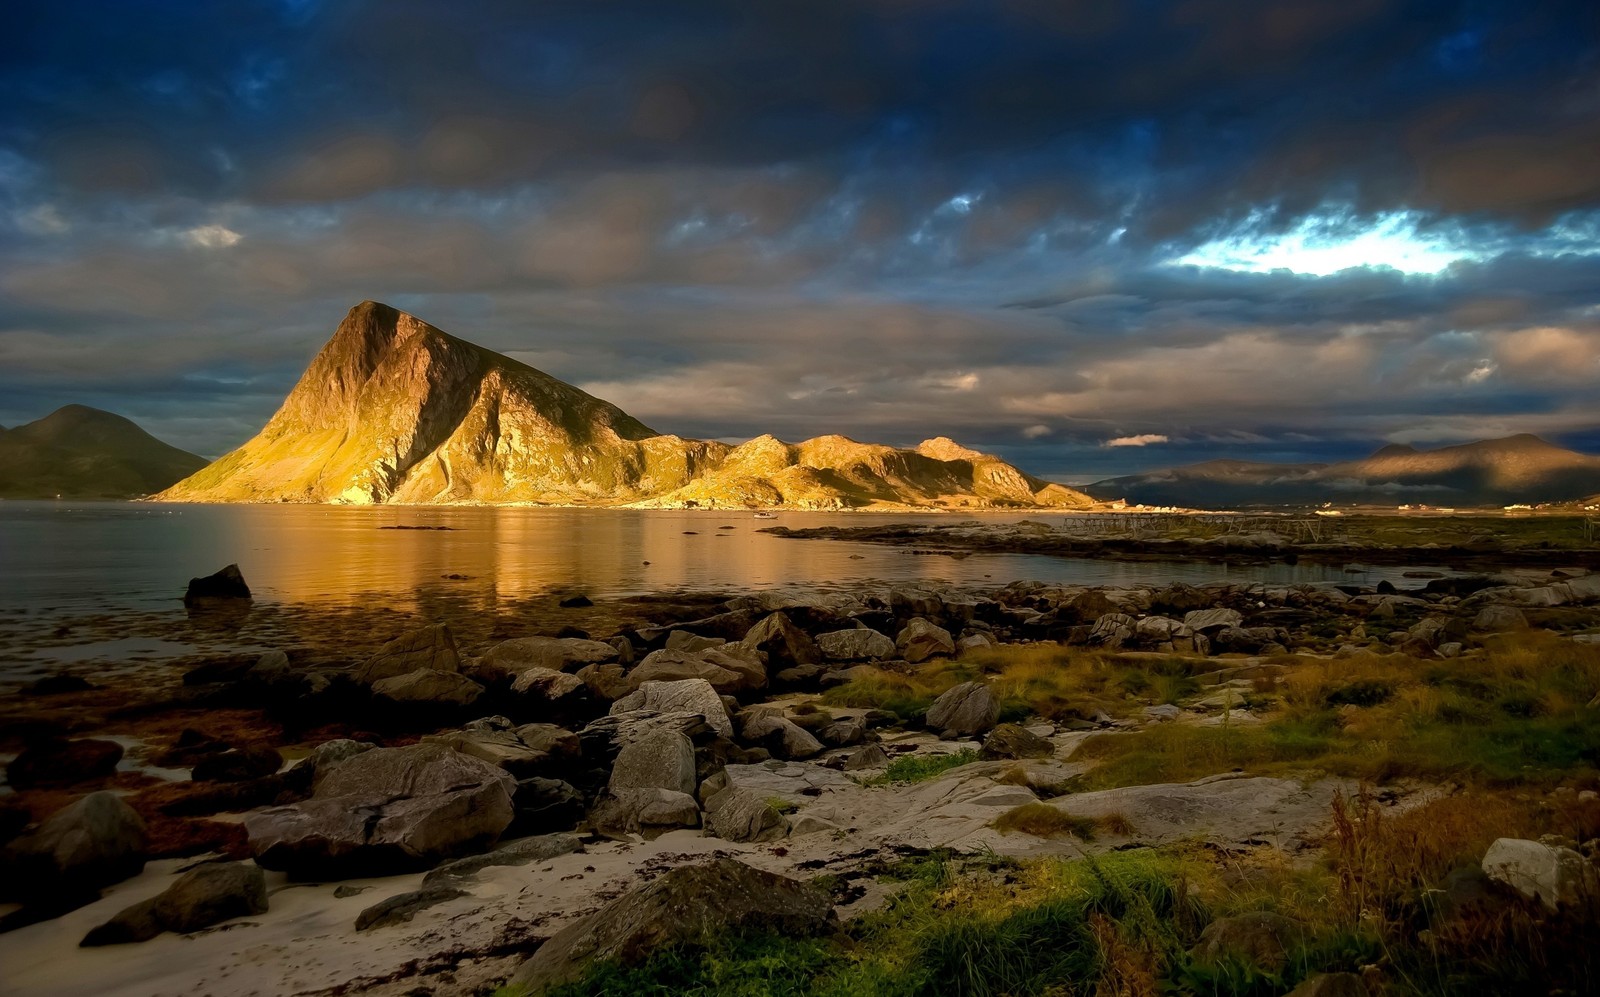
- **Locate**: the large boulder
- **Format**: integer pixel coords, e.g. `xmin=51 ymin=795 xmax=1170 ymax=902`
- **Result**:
xmin=422 ymin=718 xmax=581 ymax=777
xmin=739 ymin=612 xmax=820 ymax=670
xmin=609 ymin=679 xmax=733 ymax=738
xmin=575 ymin=662 xmax=633 ymax=701
xmin=925 ymin=681 xmax=1000 ymax=737
xmin=370 ymin=668 xmax=484 ymax=707
xmin=1183 ymin=608 xmax=1244 ymax=633
xmin=243 ymin=743 xmax=515 ymax=878
xmin=816 ymin=628 xmax=896 ymax=662
xmin=7 ymin=737 xmax=123 ymax=788
xmin=703 ymin=787 xmax=789 ymax=843
xmin=588 ymin=789 xmax=700 ymax=837
xmin=183 ymin=564 xmax=251 ymax=604
xmin=357 ymin=624 xmax=460 ymax=684
xmin=628 ymin=645 xmax=766 ymax=694
xmin=608 ymin=729 xmax=697 ymax=795
xmin=509 ymin=667 xmax=589 ymax=706
xmin=896 ymin=618 xmax=956 ymax=663
xmin=739 ymin=714 xmax=823 ymax=760
xmin=664 ymin=631 xmax=727 ymax=653
xmin=508 ymin=858 xmax=837 ymax=992
xmin=481 ymin=637 xmax=619 ymax=681
xmin=298 ymin=738 xmax=376 ymax=791
xmin=1 ymin=792 xmax=148 ymax=902
xmin=1088 ymin=612 xmax=1137 ymax=648
xmin=1482 ymin=837 xmax=1599 ymax=911
xmin=81 ymin=861 xmax=267 ymax=945
xmin=980 ymin=723 xmax=1053 ymax=760
xmin=1472 ymin=605 xmax=1528 ymax=633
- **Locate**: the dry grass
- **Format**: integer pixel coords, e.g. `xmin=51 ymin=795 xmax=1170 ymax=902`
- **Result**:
xmin=992 ymin=802 xmax=1136 ymax=841
xmin=1079 ymin=631 xmax=1600 ymax=789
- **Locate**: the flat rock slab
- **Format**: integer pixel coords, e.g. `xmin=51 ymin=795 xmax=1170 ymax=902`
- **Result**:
xmin=1046 ymin=775 xmax=1348 ymax=849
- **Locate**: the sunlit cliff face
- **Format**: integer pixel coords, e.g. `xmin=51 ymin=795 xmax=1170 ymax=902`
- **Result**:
xmin=1 ymin=2 xmax=1598 ymax=479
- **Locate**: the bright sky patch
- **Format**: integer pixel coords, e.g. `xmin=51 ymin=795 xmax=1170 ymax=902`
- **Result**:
xmin=1172 ymin=210 xmax=1477 ymax=276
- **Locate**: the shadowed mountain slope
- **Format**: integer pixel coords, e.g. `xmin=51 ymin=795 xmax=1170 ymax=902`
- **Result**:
xmin=158 ymin=301 xmax=1089 ymax=510
xmin=0 ymin=405 xmax=207 ymax=499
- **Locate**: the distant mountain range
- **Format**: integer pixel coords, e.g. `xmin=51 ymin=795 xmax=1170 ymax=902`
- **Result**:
xmin=157 ymin=301 xmax=1091 ymax=509
xmin=0 ymin=405 xmax=207 ymax=499
xmin=1084 ymin=435 xmax=1600 ymax=507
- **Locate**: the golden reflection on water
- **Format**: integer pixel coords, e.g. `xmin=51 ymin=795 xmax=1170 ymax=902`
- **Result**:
xmin=1 ymin=504 xmax=1038 ymax=614
xmin=0 ymin=503 xmax=1406 ymax=618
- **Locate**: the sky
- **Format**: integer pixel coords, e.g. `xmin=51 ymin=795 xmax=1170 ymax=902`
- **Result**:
xmin=2 ymin=1 xmax=1598 ymax=481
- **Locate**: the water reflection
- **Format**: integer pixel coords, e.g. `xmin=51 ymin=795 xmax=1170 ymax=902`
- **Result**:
xmin=0 ymin=501 xmax=1431 ymax=616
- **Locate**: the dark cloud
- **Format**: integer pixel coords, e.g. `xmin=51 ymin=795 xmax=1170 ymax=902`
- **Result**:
xmin=1 ymin=1 xmax=1598 ymax=477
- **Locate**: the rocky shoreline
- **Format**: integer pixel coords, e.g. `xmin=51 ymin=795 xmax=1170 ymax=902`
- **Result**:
xmin=2 ymin=559 xmax=1598 ymax=995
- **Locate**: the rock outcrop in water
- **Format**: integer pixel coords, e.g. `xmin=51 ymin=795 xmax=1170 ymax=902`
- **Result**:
xmin=156 ymin=301 xmax=1090 ymax=509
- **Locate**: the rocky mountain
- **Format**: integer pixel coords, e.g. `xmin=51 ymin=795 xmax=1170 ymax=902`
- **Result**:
xmin=0 ymin=405 xmax=208 ymax=499
xmin=158 ymin=301 xmax=1089 ymax=509
xmin=1085 ymin=434 xmax=1600 ymax=507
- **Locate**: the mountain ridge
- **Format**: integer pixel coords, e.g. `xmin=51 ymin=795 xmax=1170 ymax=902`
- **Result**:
xmin=158 ymin=301 xmax=1091 ymax=510
xmin=1086 ymin=435 xmax=1600 ymax=507
xmin=0 ymin=405 xmax=208 ymax=499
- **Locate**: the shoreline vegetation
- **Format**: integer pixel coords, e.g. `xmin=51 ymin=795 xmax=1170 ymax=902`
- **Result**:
xmin=1 ymin=516 xmax=1597 ymax=996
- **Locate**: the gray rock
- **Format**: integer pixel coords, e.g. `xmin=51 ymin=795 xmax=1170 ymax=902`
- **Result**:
xmin=423 ymin=718 xmax=580 ymax=776
xmin=576 ymin=662 xmax=632 ymax=701
xmin=299 ymin=738 xmax=377 ymax=791
xmin=980 ymin=723 xmax=1053 ymax=760
xmin=703 ymin=787 xmax=789 ymax=843
xmin=740 ymin=715 xmax=824 ymax=760
xmin=2 ymin=792 xmax=148 ymax=900
xmin=955 ymin=633 xmax=999 ymax=657
xmin=896 ymin=618 xmax=956 ymax=663
xmin=510 ymin=667 xmax=588 ymax=702
xmin=925 ymin=681 xmax=999 ymax=736
xmin=370 ymin=668 xmax=483 ymax=707
xmin=665 ymin=631 xmax=727 ymax=653
xmin=422 ymin=832 xmax=582 ymax=887
xmin=1144 ymin=704 xmax=1183 ymax=722
xmin=843 ymin=743 xmax=891 ymax=770
xmin=482 ymin=637 xmax=618 ymax=679
xmin=1183 ymin=608 xmax=1244 ymax=632
xmin=739 ymin=612 xmax=821 ymax=669
xmin=1088 ymin=612 xmax=1136 ymax=647
xmin=817 ymin=717 xmax=867 ymax=748
xmin=244 ymin=744 xmax=516 ymax=878
xmin=628 ymin=645 xmax=766 ymax=694
xmin=580 ymin=712 xmax=716 ymax=763
xmin=608 ymin=729 xmax=697 ymax=795
xmin=357 ymin=624 xmax=460 ymax=684
xmin=508 ymin=858 xmax=836 ymax=992
xmin=1482 ymin=837 xmax=1599 ymax=911
xmin=609 ymin=678 xmax=733 ymax=738
xmin=1472 ymin=605 xmax=1528 ymax=632
xmin=816 ymin=628 xmax=896 ymax=662
xmin=589 ymin=788 xmax=701 ymax=836
xmin=82 ymin=861 xmax=267 ymax=945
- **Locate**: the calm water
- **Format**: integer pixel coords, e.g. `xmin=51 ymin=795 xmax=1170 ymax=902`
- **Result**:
xmin=0 ymin=502 xmax=1445 ymax=618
